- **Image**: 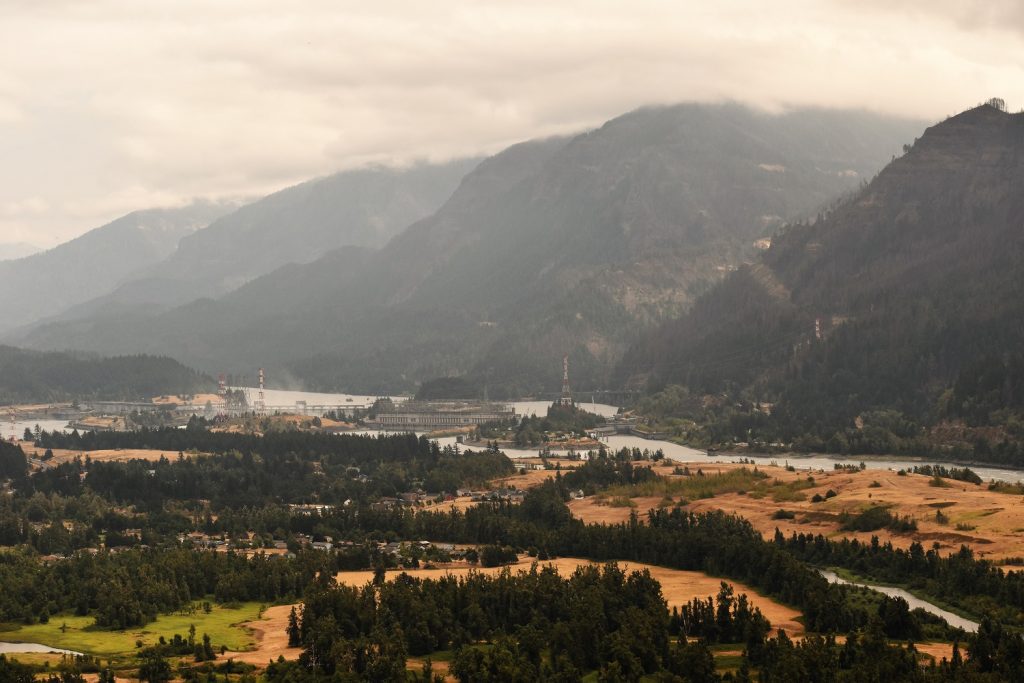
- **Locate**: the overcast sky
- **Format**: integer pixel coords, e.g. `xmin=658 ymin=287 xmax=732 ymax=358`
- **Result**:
xmin=1 ymin=0 xmax=1021 ymax=247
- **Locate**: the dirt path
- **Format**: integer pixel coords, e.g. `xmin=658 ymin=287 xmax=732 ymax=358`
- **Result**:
xmin=218 ymin=604 xmax=302 ymax=666
xmin=915 ymin=642 xmax=958 ymax=663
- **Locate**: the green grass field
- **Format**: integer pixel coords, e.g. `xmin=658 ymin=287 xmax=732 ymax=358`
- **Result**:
xmin=0 ymin=601 xmax=263 ymax=660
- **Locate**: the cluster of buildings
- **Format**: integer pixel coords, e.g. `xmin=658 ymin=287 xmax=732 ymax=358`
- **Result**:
xmin=459 ymin=487 xmax=527 ymax=503
xmin=366 ymin=400 xmax=515 ymax=431
xmin=370 ymin=486 xmax=528 ymax=511
xmin=173 ymin=531 xmax=465 ymax=561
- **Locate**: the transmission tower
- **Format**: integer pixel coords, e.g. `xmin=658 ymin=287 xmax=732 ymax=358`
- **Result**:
xmin=558 ymin=355 xmax=574 ymax=406
xmin=254 ymin=368 xmax=267 ymax=416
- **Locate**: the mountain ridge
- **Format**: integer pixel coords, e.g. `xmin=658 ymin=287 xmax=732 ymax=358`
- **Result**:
xmin=0 ymin=200 xmax=238 ymax=335
xmin=618 ymin=103 xmax=1024 ymax=456
xmin=15 ymin=103 xmax=924 ymax=395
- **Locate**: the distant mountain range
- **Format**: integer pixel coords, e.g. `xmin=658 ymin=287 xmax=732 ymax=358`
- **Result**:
xmin=11 ymin=103 xmax=922 ymax=395
xmin=0 ymin=201 xmax=237 ymax=335
xmin=0 ymin=242 xmax=41 ymax=261
xmin=618 ymin=104 xmax=1024 ymax=449
xmin=11 ymin=160 xmax=480 ymax=333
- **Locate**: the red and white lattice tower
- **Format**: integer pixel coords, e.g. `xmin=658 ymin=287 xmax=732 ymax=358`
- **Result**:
xmin=217 ymin=373 xmax=227 ymax=397
xmin=558 ymin=355 xmax=573 ymax=406
xmin=254 ymin=368 xmax=266 ymax=415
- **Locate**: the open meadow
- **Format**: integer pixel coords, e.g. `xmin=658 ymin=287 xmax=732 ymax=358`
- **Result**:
xmin=0 ymin=601 xmax=263 ymax=661
xmin=567 ymin=461 xmax=1024 ymax=562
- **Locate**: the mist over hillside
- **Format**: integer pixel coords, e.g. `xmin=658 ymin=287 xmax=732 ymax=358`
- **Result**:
xmin=16 ymin=103 xmax=923 ymax=395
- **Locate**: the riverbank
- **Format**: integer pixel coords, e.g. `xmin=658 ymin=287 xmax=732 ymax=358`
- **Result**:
xmin=712 ymin=448 xmax=1024 ymax=481
xmin=820 ymin=568 xmax=979 ymax=632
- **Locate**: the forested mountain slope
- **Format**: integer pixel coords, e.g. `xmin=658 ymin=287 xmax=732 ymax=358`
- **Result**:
xmin=12 ymin=159 xmax=479 ymax=331
xmin=619 ymin=103 xmax=1024 ymax=458
xmin=19 ymin=104 xmax=921 ymax=394
xmin=0 ymin=201 xmax=234 ymax=334
xmin=0 ymin=345 xmax=212 ymax=403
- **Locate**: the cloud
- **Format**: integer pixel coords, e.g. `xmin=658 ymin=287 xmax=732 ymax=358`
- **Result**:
xmin=0 ymin=0 xmax=1021 ymax=245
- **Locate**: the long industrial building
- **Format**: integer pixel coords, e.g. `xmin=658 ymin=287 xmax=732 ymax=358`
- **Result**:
xmin=366 ymin=400 xmax=514 ymax=431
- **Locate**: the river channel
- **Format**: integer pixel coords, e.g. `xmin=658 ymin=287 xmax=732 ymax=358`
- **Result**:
xmin=819 ymin=569 xmax=979 ymax=632
xmin=0 ymin=641 xmax=82 ymax=655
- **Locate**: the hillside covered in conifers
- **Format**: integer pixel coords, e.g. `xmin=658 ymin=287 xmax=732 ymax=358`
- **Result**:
xmin=0 ymin=346 xmax=213 ymax=403
xmin=619 ymin=103 xmax=1024 ymax=464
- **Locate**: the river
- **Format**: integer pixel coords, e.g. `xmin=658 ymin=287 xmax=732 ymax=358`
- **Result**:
xmin=0 ymin=641 xmax=82 ymax=655
xmin=230 ymin=388 xmax=1024 ymax=483
xmin=12 ymin=387 xmax=1024 ymax=483
xmin=819 ymin=569 xmax=979 ymax=632
xmin=4 ymin=417 xmax=73 ymax=440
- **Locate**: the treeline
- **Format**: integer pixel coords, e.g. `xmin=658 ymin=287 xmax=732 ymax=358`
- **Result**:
xmin=35 ymin=425 xmax=426 ymax=457
xmin=672 ymin=582 xmax=772 ymax=647
xmin=910 ymin=465 xmax=982 ymax=485
xmin=557 ymin=452 xmax=660 ymax=495
xmin=274 ymin=557 xmax=1023 ymax=682
xmin=508 ymin=403 xmax=606 ymax=447
xmin=0 ymin=439 xmax=27 ymax=479
xmin=299 ymin=564 xmax=673 ymax=679
xmin=26 ymin=430 xmax=513 ymax=509
xmin=0 ymin=547 xmax=325 ymax=628
xmin=0 ymin=345 xmax=212 ymax=403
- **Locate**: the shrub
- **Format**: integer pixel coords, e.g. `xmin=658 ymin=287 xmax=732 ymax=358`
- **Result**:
xmin=839 ymin=506 xmax=917 ymax=533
